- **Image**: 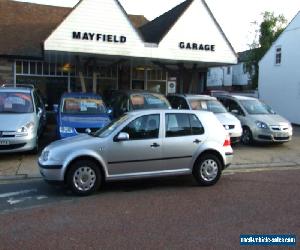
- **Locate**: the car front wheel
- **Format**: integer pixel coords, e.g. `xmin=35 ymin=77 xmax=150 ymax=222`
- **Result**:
xmin=241 ymin=127 xmax=253 ymax=145
xmin=193 ymin=154 xmax=222 ymax=186
xmin=67 ymin=159 xmax=102 ymax=196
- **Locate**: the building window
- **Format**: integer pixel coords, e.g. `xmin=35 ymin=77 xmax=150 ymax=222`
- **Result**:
xmin=227 ymin=66 xmax=231 ymax=75
xmin=207 ymin=69 xmax=211 ymax=77
xmin=275 ymin=47 xmax=282 ymax=65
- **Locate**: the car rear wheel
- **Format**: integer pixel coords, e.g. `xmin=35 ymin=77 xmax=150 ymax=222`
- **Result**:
xmin=67 ymin=159 xmax=102 ymax=196
xmin=193 ymin=154 xmax=222 ymax=186
xmin=241 ymin=127 xmax=253 ymax=145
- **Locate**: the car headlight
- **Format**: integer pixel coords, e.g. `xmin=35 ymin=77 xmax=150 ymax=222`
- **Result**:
xmin=59 ymin=126 xmax=74 ymax=134
xmin=16 ymin=121 xmax=35 ymax=136
xmin=256 ymin=121 xmax=269 ymax=129
xmin=42 ymin=150 xmax=50 ymax=162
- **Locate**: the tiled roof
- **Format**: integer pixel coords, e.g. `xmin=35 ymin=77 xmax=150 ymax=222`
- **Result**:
xmin=0 ymin=0 xmax=148 ymax=58
xmin=139 ymin=0 xmax=193 ymax=43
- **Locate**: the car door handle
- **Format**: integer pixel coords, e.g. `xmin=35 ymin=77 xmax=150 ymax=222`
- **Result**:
xmin=193 ymin=139 xmax=201 ymax=144
xmin=150 ymin=143 xmax=160 ymax=148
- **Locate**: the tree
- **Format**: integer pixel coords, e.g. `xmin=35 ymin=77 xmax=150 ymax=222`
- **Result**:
xmin=245 ymin=12 xmax=287 ymax=89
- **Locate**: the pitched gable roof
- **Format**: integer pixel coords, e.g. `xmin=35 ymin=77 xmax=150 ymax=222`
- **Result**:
xmin=139 ymin=0 xmax=193 ymax=44
xmin=0 ymin=0 xmax=148 ymax=58
xmin=0 ymin=0 xmax=70 ymax=58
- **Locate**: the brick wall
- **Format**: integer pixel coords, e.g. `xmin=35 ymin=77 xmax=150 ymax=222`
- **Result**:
xmin=0 ymin=58 xmax=14 ymax=84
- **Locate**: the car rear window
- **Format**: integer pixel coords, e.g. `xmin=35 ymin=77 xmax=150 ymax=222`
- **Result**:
xmin=62 ymin=97 xmax=106 ymax=114
xmin=188 ymin=99 xmax=227 ymax=113
xmin=130 ymin=93 xmax=170 ymax=110
xmin=0 ymin=92 xmax=33 ymax=113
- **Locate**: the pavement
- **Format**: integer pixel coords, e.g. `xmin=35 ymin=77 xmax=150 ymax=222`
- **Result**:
xmin=0 ymin=125 xmax=300 ymax=181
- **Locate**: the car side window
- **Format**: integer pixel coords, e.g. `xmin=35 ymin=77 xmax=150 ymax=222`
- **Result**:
xmin=165 ymin=113 xmax=190 ymax=137
xmin=172 ymin=97 xmax=189 ymax=110
xmin=121 ymin=114 xmax=160 ymax=140
xmin=165 ymin=113 xmax=204 ymax=137
xmin=189 ymin=114 xmax=204 ymax=135
xmin=227 ymin=100 xmax=244 ymax=116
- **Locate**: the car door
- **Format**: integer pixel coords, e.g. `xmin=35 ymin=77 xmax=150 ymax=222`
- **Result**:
xmin=161 ymin=113 xmax=206 ymax=170
xmin=106 ymin=113 xmax=163 ymax=176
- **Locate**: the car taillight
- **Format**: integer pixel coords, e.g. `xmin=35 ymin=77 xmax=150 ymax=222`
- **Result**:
xmin=223 ymin=135 xmax=231 ymax=146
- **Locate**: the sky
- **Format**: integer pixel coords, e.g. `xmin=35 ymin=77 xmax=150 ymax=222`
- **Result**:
xmin=15 ymin=0 xmax=300 ymax=52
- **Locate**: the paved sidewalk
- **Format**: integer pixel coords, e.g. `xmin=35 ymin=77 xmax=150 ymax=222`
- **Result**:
xmin=1 ymin=126 xmax=299 ymax=180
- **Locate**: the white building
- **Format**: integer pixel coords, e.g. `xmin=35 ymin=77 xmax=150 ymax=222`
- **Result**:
xmin=207 ymin=50 xmax=253 ymax=90
xmin=259 ymin=11 xmax=300 ymax=125
xmin=0 ymin=0 xmax=237 ymax=105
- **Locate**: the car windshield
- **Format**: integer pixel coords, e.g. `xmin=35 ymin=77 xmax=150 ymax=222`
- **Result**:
xmin=62 ymin=97 xmax=106 ymax=114
xmin=92 ymin=114 xmax=129 ymax=138
xmin=0 ymin=91 xmax=33 ymax=113
xmin=240 ymin=99 xmax=274 ymax=115
xmin=130 ymin=93 xmax=170 ymax=110
xmin=188 ymin=99 xmax=227 ymax=113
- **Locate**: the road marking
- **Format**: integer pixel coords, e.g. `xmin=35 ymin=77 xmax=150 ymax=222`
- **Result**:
xmin=0 ymin=189 xmax=37 ymax=198
xmin=224 ymin=165 xmax=300 ymax=174
xmin=7 ymin=196 xmax=32 ymax=205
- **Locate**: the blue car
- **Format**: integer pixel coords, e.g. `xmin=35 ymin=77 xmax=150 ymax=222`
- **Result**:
xmin=56 ymin=92 xmax=111 ymax=139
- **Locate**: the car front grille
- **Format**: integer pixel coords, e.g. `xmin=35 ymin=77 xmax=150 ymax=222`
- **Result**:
xmin=274 ymin=136 xmax=290 ymax=141
xmin=223 ymin=125 xmax=235 ymax=129
xmin=270 ymin=125 xmax=289 ymax=132
xmin=75 ymin=128 xmax=99 ymax=134
xmin=0 ymin=143 xmax=26 ymax=150
xmin=0 ymin=131 xmax=15 ymax=138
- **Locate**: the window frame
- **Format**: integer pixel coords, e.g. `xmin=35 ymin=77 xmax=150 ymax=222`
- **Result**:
xmin=275 ymin=46 xmax=282 ymax=65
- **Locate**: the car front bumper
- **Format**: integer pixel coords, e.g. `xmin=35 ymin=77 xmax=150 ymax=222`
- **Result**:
xmin=0 ymin=135 xmax=36 ymax=153
xmin=252 ymin=128 xmax=292 ymax=143
xmin=38 ymin=161 xmax=64 ymax=181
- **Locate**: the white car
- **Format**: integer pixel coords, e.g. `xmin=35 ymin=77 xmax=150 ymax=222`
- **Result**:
xmin=167 ymin=94 xmax=242 ymax=143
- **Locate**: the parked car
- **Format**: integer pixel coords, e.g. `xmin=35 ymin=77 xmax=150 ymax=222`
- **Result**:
xmin=107 ymin=90 xmax=171 ymax=118
xmin=216 ymin=94 xmax=293 ymax=144
xmin=168 ymin=94 xmax=242 ymax=143
xmin=39 ymin=109 xmax=233 ymax=196
xmin=0 ymin=85 xmax=46 ymax=153
xmin=56 ymin=92 xmax=111 ymax=139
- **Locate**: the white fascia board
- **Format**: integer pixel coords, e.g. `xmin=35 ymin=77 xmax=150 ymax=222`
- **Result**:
xmin=44 ymin=0 xmax=145 ymax=57
xmin=156 ymin=0 xmax=237 ymax=64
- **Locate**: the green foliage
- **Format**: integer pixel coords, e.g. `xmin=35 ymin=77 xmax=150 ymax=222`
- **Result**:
xmin=245 ymin=12 xmax=287 ymax=89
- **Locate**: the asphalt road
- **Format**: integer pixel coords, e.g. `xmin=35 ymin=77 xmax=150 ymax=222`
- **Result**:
xmin=0 ymin=167 xmax=299 ymax=250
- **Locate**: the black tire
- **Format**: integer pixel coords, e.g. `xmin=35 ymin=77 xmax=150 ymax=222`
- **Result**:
xmin=241 ymin=127 xmax=253 ymax=145
xmin=67 ymin=159 xmax=102 ymax=196
xmin=193 ymin=154 xmax=222 ymax=186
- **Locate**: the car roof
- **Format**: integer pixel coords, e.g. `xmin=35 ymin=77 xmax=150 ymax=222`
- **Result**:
xmin=61 ymin=92 xmax=103 ymax=99
xmin=176 ymin=94 xmax=217 ymax=100
xmin=128 ymin=109 xmax=213 ymax=116
xmin=0 ymin=86 xmax=32 ymax=93
xmin=230 ymin=95 xmax=257 ymax=100
xmin=115 ymin=90 xmax=165 ymax=96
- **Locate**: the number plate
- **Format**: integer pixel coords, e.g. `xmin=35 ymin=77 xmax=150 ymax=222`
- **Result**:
xmin=276 ymin=132 xmax=287 ymax=137
xmin=0 ymin=141 xmax=10 ymax=145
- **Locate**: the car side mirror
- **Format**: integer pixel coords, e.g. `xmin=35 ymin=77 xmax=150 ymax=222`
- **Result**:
xmin=115 ymin=132 xmax=129 ymax=142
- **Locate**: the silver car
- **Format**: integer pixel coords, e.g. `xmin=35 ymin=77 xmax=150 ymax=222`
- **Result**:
xmin=0 ymin=85 xmax=46 ymax=153
xmin=39 ymin=110 xmax=233 ymax=196
xmin=217 ymin=95 xmax=293 ymax=144
xmin=167 ymin=94 xmax=242 ymax=143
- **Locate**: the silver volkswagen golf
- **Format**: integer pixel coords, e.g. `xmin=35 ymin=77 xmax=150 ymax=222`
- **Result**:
xmin=39 ymin=110 xmax=233 ymax=195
